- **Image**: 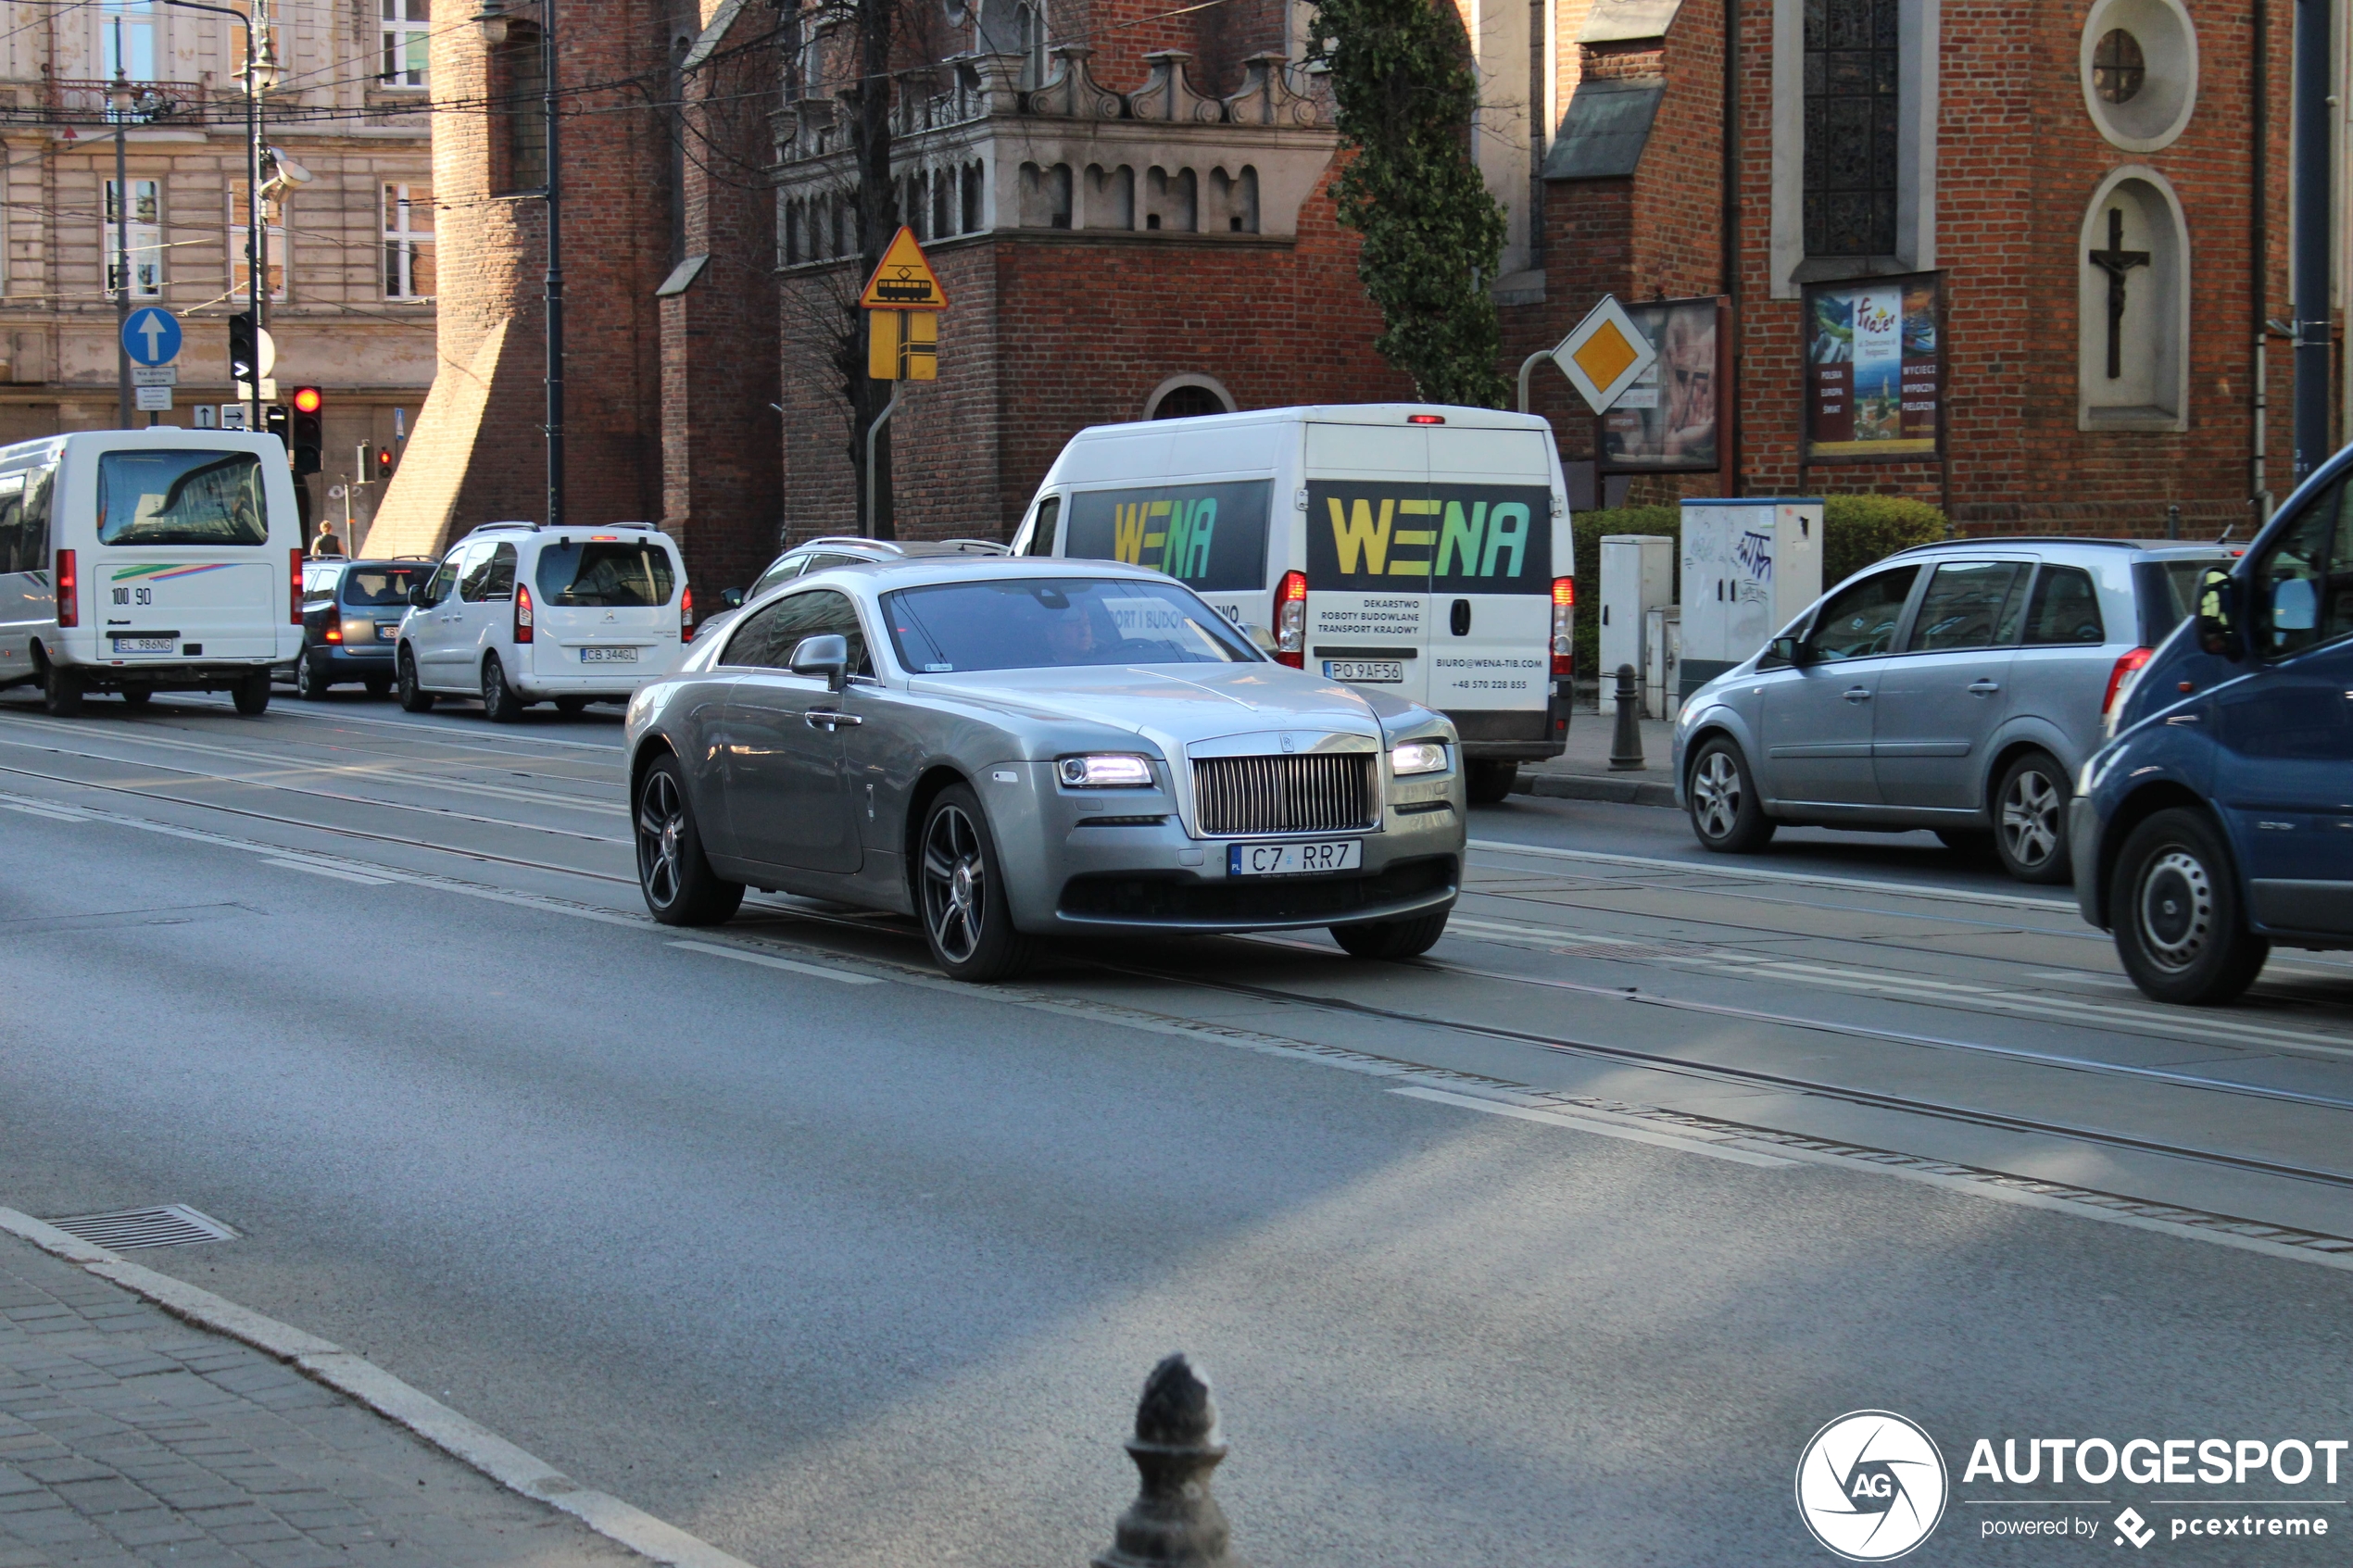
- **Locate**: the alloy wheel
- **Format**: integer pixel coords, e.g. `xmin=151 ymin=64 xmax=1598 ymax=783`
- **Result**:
xmin=2000 ymin=767 xmax=2061 ymax=868
xmin=2134 ymin=848 xmax=2213 ymax=974
xmin=636 ymin=770 xmax=687 ymax=909
xmin=922 ymin=804 xmax=986 ymax=965
xmin=1692 ymin=751 xmax=1742 ymax=840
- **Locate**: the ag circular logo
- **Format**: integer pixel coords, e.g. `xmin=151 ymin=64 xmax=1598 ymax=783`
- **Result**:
xmin=1795 ymin=1410 xmax=1948 ymax=1562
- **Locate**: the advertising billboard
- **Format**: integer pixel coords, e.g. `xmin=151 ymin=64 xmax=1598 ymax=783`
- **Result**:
xmin=1803 ymin=273 xmax=1943 ymax=463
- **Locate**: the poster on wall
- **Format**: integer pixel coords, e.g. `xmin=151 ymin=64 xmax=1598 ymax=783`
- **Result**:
xmin=1803 ymin=272 xmax=1943 ymax=463
xmin=1597 ymin=295 xmax=1725 ymax=471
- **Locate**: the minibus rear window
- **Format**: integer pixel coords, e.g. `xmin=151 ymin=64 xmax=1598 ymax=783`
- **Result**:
xmin=96 ymin=450 xmax=268 ymax=547
xmin=535 ymin=539 xmax=677 ymax=607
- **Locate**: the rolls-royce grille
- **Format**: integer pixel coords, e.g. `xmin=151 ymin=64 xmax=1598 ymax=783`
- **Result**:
xmin=1191 ymin=753 xmax=1378 ymax=836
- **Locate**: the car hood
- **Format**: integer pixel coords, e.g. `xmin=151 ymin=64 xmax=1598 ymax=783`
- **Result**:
xmin=906 ymin=662 xmax=1422 ymax=750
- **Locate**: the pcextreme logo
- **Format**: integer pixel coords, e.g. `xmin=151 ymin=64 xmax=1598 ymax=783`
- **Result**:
xmin=1796 ymin=1411 xmax=1951 ymax=1562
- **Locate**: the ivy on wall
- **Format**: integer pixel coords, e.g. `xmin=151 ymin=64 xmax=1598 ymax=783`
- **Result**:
xmin=1309 ymin=0 xmax=1509 ymax=408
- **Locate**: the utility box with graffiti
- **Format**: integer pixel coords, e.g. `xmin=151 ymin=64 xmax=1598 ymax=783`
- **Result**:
xmin=1678 ymin=498 xmax=1822 ymax=700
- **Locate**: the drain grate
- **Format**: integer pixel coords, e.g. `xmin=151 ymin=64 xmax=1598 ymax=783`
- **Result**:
xmin=44 ymin=1203 xmax=239 ymax=1250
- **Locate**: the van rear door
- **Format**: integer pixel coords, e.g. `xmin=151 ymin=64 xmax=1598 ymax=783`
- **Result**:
xmin=91 ymin=446 xmax=279 ymax=662
xmin=1424 ymin=426 xmax=1556 ymax=730
xmin=1302 ymin=423 xmax=1433 ymax=707
xmin=530 ymin=534 xmax=684 ymax=680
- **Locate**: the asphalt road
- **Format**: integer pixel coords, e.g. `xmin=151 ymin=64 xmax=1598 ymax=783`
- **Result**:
xmin=2 ymin=688 xmax=2349 ymax=1567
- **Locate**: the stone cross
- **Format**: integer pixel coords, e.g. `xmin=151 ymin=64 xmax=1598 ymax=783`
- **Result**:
xmin=2086 ymin=207 xmax=2150 ymax=381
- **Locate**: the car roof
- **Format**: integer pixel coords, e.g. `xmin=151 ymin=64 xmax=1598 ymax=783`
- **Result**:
xmin=783 ymin=536 xmax=1007 ymax=558
xmin=787 ymin=555 xmax=1164 ymax=590
xmin=1891 ymin=536 xmax=2235 ymax=558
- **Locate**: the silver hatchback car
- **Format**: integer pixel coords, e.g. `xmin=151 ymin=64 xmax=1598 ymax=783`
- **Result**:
xmin=1672 ymin=538 xmax=2233 ymax=882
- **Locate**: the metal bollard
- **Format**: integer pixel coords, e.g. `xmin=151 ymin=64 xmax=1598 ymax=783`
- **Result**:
xmin=1608 ymin=662 xmax=1645 ymax=771
xmin=1092 ymin=1354 xmax=1246 ymax=1568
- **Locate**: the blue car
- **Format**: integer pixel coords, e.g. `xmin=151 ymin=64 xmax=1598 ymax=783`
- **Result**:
xmin=2071 ymin=453 xmax=2353 ymax=1003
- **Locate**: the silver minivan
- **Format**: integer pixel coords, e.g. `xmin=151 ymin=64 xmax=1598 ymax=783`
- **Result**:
xmin=1671 ymin=539 xmax=2233 ymax=882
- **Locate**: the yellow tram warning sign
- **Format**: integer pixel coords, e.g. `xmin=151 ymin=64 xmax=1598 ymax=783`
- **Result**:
xmin=858 ymin=227 xmax=949 ymax=311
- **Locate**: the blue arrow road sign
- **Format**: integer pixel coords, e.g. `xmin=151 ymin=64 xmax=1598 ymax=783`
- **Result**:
xmin=121 ymin=307 xmax=182 ymax=368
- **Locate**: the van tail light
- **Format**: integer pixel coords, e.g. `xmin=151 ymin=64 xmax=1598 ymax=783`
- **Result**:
xmin=514 ymin=583 xmax=535 ymax=644
xmin=2103 ymin=646 xmax=2155 ymax=718
xmin=53 ymin=548 xmax=75 ymax=626
xmin=290 ymin=549 xmax=304 ymax=625
xmin=1551 ymin=576 xmax=1576 ymax=678
xmin=680 ymin=584 xmax=695 ymax=644
xmin=1274 ymin=570 xmax=1306 ymax=668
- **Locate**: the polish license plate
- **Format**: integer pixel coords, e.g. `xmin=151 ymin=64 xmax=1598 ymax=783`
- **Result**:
xmin=1325 ymin=659 xmax=1403 ymax=684
xmin=375 ymin=622 xmax=398 ymax=641
xmin=1227 ymin=838 xmax=1363 ymax=877
xmin=112 ymin=635 xmax=175 ymax=653
xmin=580 ymin=646 xmax=639 ymax=664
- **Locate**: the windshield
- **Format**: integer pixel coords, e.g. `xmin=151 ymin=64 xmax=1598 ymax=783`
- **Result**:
xmin=534 ymin=539 xmax=677 ymax=607
xmin=96 ymin=450 xmax=268 ymax=547
xmin=341 ymin=565 xmax=430 ymax=606
xmin=883 ymin=577 xmax=1259 ymax=672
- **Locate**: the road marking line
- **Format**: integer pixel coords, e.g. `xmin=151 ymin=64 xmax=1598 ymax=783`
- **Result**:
xmin=1467 ymin=836 xmax=2077 ymax=911
xmin=0 ymin=800 xmax=88 ymax=822
xmin=667 ymin=939 xmax=882 ymax=985
xmin=0 ymin=1207 xmax=761 ymax=1568
xmin=264 ymin=858 xmax=395 ymax=885
xmin=1392 ymin=1085 xmax=1796 ymax=1165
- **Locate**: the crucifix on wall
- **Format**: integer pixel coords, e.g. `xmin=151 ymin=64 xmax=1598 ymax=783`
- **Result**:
xmin=2086 ymin=207 xmax=2150 ymax=381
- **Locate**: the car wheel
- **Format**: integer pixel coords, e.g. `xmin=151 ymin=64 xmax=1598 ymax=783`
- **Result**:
xmin=2109 ymin=807 xmax=2269 ymax=1005
xmin=1686 ymin=736 xmax=1775 ymax=853
xmin=41 ymin=664 xmax=83 ymax=718
xmin=396 ymin=648 xmax=434 ymax=712
xmin=118 ymin=686 xmax=152 ymax=709
xmin=1994 ymin=749 xmax=2071 ymax=884
xmin=481 ymin=654 xmax=525 ymax=722
xmin=555 ymin=696 xmax=588 ymax=716
xmin=918 ymin=784 xmax=1036 ymax=982
xmin=634 ymin=755 xmax=744 ymax=926
xmin=363 ymin=677 xmax=392 ymax=700
xmin=1465 ymin=760 xmax=1518 ymax=805
xmin=1330 ymin=907 xmax=1452 ymax=960
xmin=1935 ymin=828 xmax=1994 ymax=856
xmin=231 ymin=671 xmax=271 ymax=716
xmin=295 ymin=649 xmax=330 ymax=700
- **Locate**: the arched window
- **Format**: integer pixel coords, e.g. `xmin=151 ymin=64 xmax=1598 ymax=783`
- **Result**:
xmin=2078 ymin=169 xmax=2187 ymax=432
xmin=1144 ymin=375 xmax=1237 ymax=420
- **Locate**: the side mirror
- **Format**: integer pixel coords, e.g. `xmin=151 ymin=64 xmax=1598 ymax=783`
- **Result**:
xmin=788 ymin=633 xmax=849 ymax=693
xmin=407 ymin=584 xmax=428 ymax=608
xmin=1768 ymin=634 xmax=1808 ymax=666
xmin=2195 ymin=566 xmax=2242 ymax=659
xmin=721 ymin=587 xmax=745 ymax=609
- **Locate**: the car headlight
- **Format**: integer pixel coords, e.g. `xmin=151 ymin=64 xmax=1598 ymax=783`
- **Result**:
xmin=1390 ymin=739 xmax=1449 ymax=776
xmin=1057 ymin=753 xmax=1156 ymax=788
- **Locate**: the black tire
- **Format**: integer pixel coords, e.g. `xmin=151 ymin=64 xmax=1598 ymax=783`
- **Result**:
xmin=2109 ymin=807 xmax=2270 ymax=1005
xmin=1993 ymin=749 xmax=2072 ymax=884
xmin=1330 ymin=906 xmax=1452 ymax=960
xmin=41 ymin=664 xmax=82 ymax=718
xmin=1465 ymin=759 xmax=1518 ymax=805
xmin=118 ymin=686 xmax=152 ymax=709
xmin=917 ymin=784 xmax=1036 ymax=982
xmin=481 ymin=653 xmax=525 ymax=722
xmin=1685 ymin=736 xmax=1775 ymax=853
xmin=555 ymin=696 xmax=588 ymax=716
xmin=634 ymin=754 xmax=744 ymax=926
xmin=363 ymin=677 xmax=392 ymax=700
xmin=295 ymin=648 xmax=331 ymax=701
xmin=231 ymin=671 xmax=271 ymax=716
xmin=396 ymin=647 xmax=434 ymax=712
xmin=1936 ymin=828 xmax=1995 ymax=856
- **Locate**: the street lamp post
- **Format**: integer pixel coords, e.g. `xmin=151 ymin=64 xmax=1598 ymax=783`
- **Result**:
xmin=162 ymin=0 xmax=264 ymax=434
xmin=111 ymin=21 xmax=131 ymax=430
xmin=476 ymin=1 xmax=563 ymax=530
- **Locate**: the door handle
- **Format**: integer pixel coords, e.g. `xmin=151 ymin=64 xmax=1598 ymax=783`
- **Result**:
xmin=1967 ymin=680 xmax=2001 ymax=695
xmin=1843 ymin=687 xmax=1872 ymax=703
xmin=804 ymin=709 xmax=863 ymax=730
xmin=2165 ymin=713 xmax=2202 ymax=725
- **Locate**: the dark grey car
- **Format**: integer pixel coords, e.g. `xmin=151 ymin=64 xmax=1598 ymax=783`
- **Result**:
xmin=623 ymin=558 xmax=1466 ymax=979
xmin=1670 ymin=538 xmax=2233 ymax=882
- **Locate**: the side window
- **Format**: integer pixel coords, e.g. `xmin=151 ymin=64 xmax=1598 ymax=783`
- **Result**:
xmin=2021 ymin=565 xmax=2107 ymax=646
xmin=2250 ymin=483 xmax=2353 ymax=659
xmin=0 ymin=475 xmax=21 ymax=575
xmin=426 ymin=547 xmax=465 ymax=606
xmin=482 ymin=543 xmax=518 ymax=601
xmin=21 ymin=467 xmax=50 ymax=571
xmin=1804 ymin=567 xmax=1919 ymax=661
xmin=1905 ymin=561 xmax=2030 ymax=652
xmin=457 ymin=542 xmax=498 ymax=603
xmin=749 ymin=558 xmax=804 ymax=598
xmin=1024 ymin=495 xmax=1061 ymax=557
xmin=724 ymin=588 xmax=871 ymax=674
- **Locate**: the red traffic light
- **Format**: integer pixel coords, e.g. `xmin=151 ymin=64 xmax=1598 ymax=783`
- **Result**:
xmin=290 ymin=385 xmax=322 ymax=414
xmin=375 ymin=446 xmax=393 ymax=475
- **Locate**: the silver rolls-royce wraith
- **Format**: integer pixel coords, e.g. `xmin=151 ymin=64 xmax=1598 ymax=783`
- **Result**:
xmin=623 ymin=557 xmax=1466 ymax=980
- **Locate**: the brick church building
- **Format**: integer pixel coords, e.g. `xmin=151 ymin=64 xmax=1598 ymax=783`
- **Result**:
xmin=370 ymin=0 xmax=2296 ymax=581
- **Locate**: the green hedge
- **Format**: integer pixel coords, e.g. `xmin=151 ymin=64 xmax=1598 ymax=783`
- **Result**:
xmin=1567 ymin=495 xmax=1947 ymax=680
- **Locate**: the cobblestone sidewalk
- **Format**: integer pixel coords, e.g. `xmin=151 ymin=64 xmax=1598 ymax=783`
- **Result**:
xmin=0 ymin=1230 xmax=642 ymax=1567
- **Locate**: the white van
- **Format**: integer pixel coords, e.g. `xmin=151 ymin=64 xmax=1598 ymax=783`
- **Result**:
xmin=1010 ymin=404 xmax=1574 ymax=800
xmin=0 ymin=429 xmax=305 ymax=717
xmin=396 ymin=520 xmax=693 ymax=721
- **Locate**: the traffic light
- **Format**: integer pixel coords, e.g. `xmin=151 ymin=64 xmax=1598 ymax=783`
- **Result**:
xmin=263 ymin=404 xmax=288 ymax=446
xmin=228 ymin=312 xmax=257 ymax=384
xmin=375 ymin=446 xmax=394 ymax=481
xmin=288 ymin=385 xmax=322 ymax=475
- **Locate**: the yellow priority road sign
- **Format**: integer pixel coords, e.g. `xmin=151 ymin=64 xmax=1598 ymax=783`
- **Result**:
xmin=858 ymin=227 xmax=949 ymax=311
xmin=1553 ymin=294 xmax=1656 ymax=416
